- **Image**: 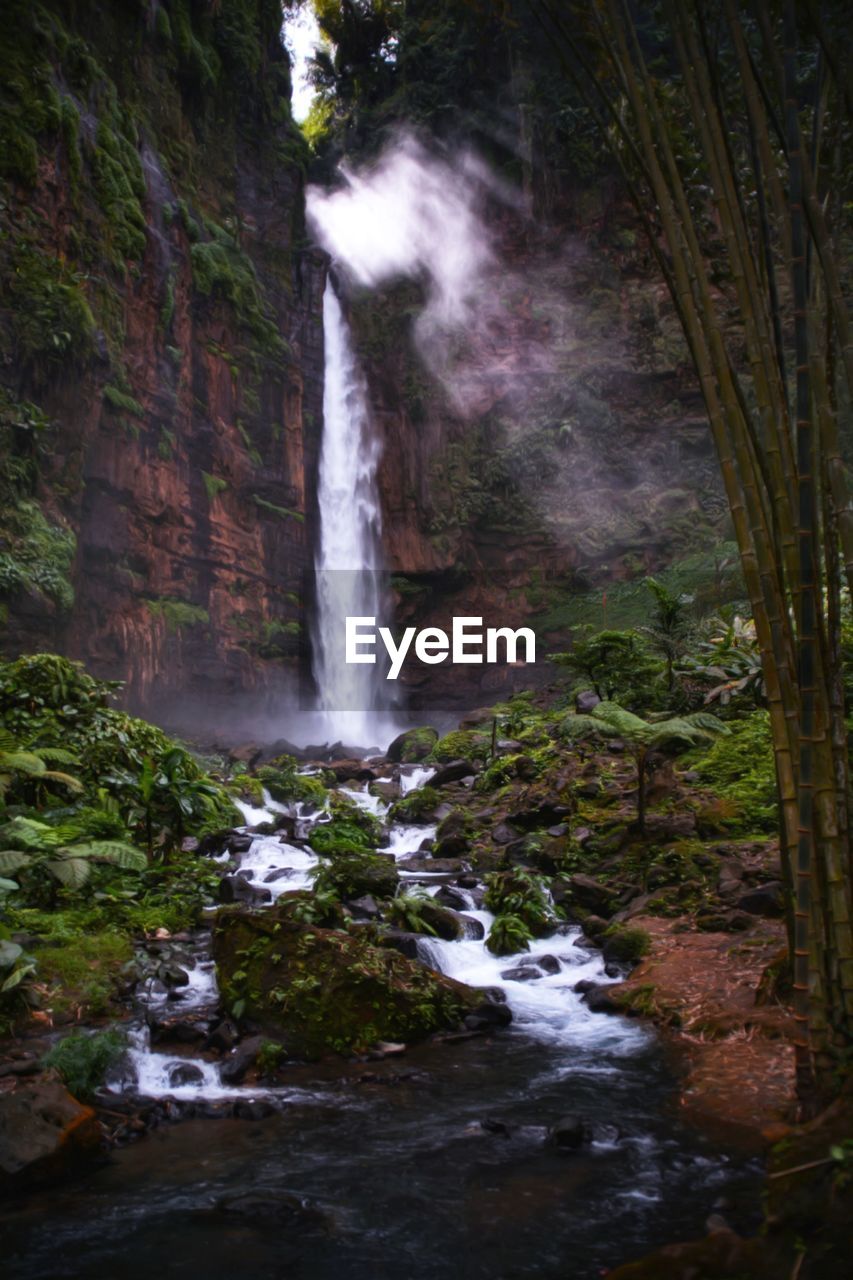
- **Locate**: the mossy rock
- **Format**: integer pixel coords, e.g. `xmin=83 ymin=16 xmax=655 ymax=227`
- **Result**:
xmin=388 ymin=786 xmax=441 ymax=825
xmin=429 ymin=729 xmax=490 ymax=764
xmin=386 ymin=726 xmax=438 ymax=763
xmin=255 ymin=760 xmax=327 ymax=807
xmin=313 ymin=850 xmax=398 ymax=900
xmin=310 ymin=817 xmax=376 ymax=857
xmin=212 ymin=907 xmax=479 ymax=1057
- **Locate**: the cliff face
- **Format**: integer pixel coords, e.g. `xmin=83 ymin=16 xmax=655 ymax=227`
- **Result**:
xmin=0 ymin=1 xmax=324 ymax=729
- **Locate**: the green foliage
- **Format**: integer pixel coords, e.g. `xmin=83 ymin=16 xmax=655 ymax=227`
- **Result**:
xmin=255 ymin=756 xmax=327 ymax=806
xmin=561 ymin=701 xmax=729 ymax=753
xmin=0 ymin=499 xmax=76 ymax=610
xmin=484 ymin=867 xmax=553 ymax=935
xmin=385 ymin=888 xmax=438 ymax=936
xmin=311 ymin=849 xmax=398 ymax=900
xmin=0 ymin=816 xmax=146 ymax=893
xmin=0 ymin=654 xmax=239 ymax=862
xmin=309 ymin=816 xmax=374 ymax=856
xmin=485 ymin=913 xmax=533 ymax=956
xmin=145 ymin=597 xmax=210 ymax=632
xmin=42 ymin=1028 xmax=127 ymax=1099
xmin=692 ymin=711 xmax=777 ymax=832
xmin=103 ymin=384 xmax=144 ymax=418
xmin=680 ymin=615 xmax=765 ymax=710
xmin=551 ymin=628 xmax=658 ymax=707
xmin=641 ymin=577 xmax=694 ymax=689
xmin=0 ymin=937 xmax=36 ymax=1000
xmin=388 ymin=786 xmax=440 ymax=823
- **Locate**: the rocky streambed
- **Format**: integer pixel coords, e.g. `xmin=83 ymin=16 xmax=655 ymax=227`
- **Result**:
xmin=0 ymin=750 xmax=766 ymax=1279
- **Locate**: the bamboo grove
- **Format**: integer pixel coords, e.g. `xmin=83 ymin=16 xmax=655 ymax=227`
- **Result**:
xmin=531 ymin=0 xmax=853 ymax=1106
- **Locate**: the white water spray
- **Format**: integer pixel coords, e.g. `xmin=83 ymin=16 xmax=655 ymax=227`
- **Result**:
xmin=312 ymin=278 xmax=392 ymax=747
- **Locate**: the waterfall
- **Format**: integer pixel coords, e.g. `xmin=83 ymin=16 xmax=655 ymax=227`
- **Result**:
xmin=312 ymin=277 xmax=390 ymax=747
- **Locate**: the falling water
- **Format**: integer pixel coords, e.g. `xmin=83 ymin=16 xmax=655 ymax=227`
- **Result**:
xmin=312 ymin=277 xmax=390 ymax=747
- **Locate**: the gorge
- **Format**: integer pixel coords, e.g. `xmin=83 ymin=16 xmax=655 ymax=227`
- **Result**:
xmin=1 ymin=4 xmax=852 ymax=1279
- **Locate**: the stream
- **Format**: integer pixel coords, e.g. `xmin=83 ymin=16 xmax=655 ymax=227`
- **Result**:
xmin=0 ymin=765 xmax=762 ymax=1280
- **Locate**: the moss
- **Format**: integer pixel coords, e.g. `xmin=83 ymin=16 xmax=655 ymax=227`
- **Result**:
xmin=387 ymin=726 xmax=438 ymax=763
xmin=90 ymin=119 xmax=147 ymax=264
xmin=602 ymin=925 xmax=651 ymax=964
xmin=145 ymin=598 xmax=210 ymax=633
xmin=429 ymin=729 xmax=490 ymax=763
xmin=190 ymin=224 xmax=286 ymax=360
xmin=309 ymin=817 xmax=374 ymax=856
xmin=34 ymin=931 xmax=132 ymax=1018
xmin=202 ymin=470 xmax=228 ymax=501
xmin=388 ymin=786 xmax=440 ymax=824
xmin=212 ymin=907 xmax=477 ymax=1057
xmin=255 ymin=760 xmax=327 ymax=807
xmin=103 ymin=384 xmax=144 ymax=417
xmin=252 ymin=495 xmax=304 ymax=522
xmin=5 ymin=242 xmax=96 ymax=369
xmin=312 ymin=850 xmax=398 ymax=900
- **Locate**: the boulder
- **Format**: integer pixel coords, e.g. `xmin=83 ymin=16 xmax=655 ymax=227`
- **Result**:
xmin=347 ymin=894 xmax=381 ymax=920
xmin=575 ymin=690 xmax=601 ymax=714
xmin=0 ymin=1076 xmax=100 ymax=1189
xmin=431 ymin=759 xmax=476 ymax=787
xmin=168 ymin=1063 xmax=204 ymax=1088
xmin=327 ymin=759 xmax=376 ymax=783
xmin=219 ymin=1035 xmax=265 ymax=1084
xmin=158 ymin=962 xmax=191 ymax=988
xmin=464 ymin=999 xmax=513 ymax=1031
xmin=548 ymin=1115 xmax=590 ymax=1151
xmin=229 ymin=742 xmax=263 ymax=766
xmin=736 ymin=881 xmax=785 ymax=918
xmin=434 ymin=885 xmax=470 ymax=911
xmin=370 ymin=780 xmax=400 ymax=804
xmin=212 ymin=906 xmax=480 ymax=1057
xmin=538 ymin=955 xmax=561 ymax=975
xmin=566 ymin=874 xmax=619 ymax=917
xmin=386 ymin=727 xmax=438 ymax=764
xmin=207 ymin=1018 xmax=240 ymax=1052
xmin=500 ymin=965 xmax=543 ymax=982
xmin=582 ymin=984 xmax=622 ymax=1013
xmin=218 ymin=875 xmax=272 ymax=906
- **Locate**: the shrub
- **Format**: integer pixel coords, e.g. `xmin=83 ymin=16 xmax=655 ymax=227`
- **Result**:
xmin=484 ymin=868 xmax=552 ymax=935
xmin=692 ymin=711 xmax=777 ymax=832
xmin=486 ymin=913 xmax=533 ymax=956
xmin=310 ymin=820 xmax=373 ymax=856
xmin=42 ymin=1028 xmax=127 ymax=1100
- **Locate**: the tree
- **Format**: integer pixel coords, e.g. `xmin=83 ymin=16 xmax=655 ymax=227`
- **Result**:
xmin=551 ymin=627 xmax=657 ymax=704
xmin=561 ymin=701 xmax=728 ymax=835
xmin=533 ymin=0 xmax=853 ymax=1110
xmin=641 ymin=577 xmax=693 ymax=692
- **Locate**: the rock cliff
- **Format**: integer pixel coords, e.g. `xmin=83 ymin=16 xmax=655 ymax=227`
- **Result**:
xmin=0 ymin=0 xmax=324 ymax=730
